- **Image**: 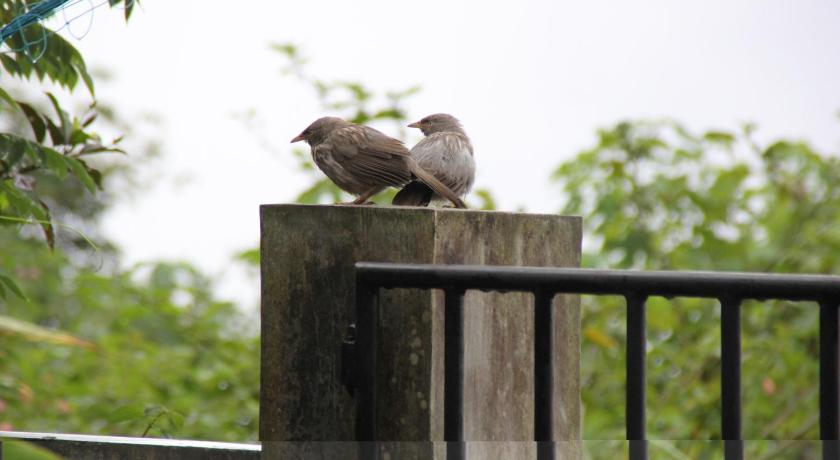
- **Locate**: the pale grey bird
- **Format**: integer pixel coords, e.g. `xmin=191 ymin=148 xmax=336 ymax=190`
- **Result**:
xmin=291 ymin=117 xmax=466 ymax=208
xmin=392 ymin=113 xmax=475 ymax=207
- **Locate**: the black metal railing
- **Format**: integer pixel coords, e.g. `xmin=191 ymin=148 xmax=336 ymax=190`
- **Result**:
xmin=353 ymin=262 xmax=840 ymax=460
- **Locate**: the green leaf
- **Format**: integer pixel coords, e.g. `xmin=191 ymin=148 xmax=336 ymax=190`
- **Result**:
xmin=0 ymin=86 xmax=17 ymax=109
xmin=472 ymin=188 xmax=497 ymax=210
xmin=44 ymin=117 xmax=65 ymax=146
xmin=144 ymin=404 xmax=165 ymax=418
xmin=77 ymin=59 xmax=95 ymax=96
xmin=125 ymin=0 xmax=136 ymax=21
xmin=0 ymin=178 xmax=55 ymax=247
xmin=82 ymin=112 xmax=97 ymax=128
xmin=371 ymin=108 xmax=404 ymax=121
xmin=703 ymin=130 xmax=736 ymax=145
xmin=234 ymin=248 xmax=260 ymax=267
xmin=108 ymin=403 xmax=147 ymax=423
xmin=17 ymin=102 xmax=47 ymax=143
xmin=88 ymin=168 xmax=104 ymax=189
xmin=295 ymin=178 xmax=345 ymax=204
xmin=342 ymin=82 xmax=371 ymax=101
xmin=36 ymin=198 xmax=56 ymax=250
xmin=269 ymin=43 xmax=298 ymax=57
xmin=46 ymin=92 xmax=72 ymax=143
xmin=1 ymin=440 xmax=64 ymax=460
xmin=0 ymin=178 xmax=45 ymax=219
xmin=69 ymin=125 xmax=92 ymax=145
xmin=64 ymin=157 xmax=98 ymax=192
xmin=40 ymin=149 xmax=69 ymax=179
xmin=0 ymin=273 xmax=29 ymax=302
xmin=387 ymin=85 xmax=421 ymax=99
xmin=0 ymin=21 xmax=94 ymax=93
xmin=0 ymin=314 xmax=95 ymax=349
xmin=0 ymin=133 xmax=33 ymax=166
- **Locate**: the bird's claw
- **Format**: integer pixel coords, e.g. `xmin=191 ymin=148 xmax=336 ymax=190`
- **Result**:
xmin=335 ymin=201 xmax=377 ymax=206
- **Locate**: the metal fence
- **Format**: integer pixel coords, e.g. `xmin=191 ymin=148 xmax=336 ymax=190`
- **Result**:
xmin=353 ymin=262 xmax=840 ymax=460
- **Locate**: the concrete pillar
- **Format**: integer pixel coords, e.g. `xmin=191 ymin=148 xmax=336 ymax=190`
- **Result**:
xmin=259 ymin=204 xmax=581 ymax=459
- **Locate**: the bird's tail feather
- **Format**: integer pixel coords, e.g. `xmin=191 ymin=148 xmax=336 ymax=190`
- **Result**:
xmin=392 ymin=181 xmax=434 ymax=206
xmin=405 ymin=159 xmax=467 ymax=208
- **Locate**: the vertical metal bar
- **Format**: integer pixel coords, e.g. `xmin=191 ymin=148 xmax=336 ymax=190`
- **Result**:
xmin=355 ymin=281 xmax=378 ymax=446
xmin=629 ymin=440 xmax=648 ymax=460
xmin=445 ymin=289 xmax=466 ymax=460
xmin=446 ymin=441 xmax=465 ymax=460
xmin=724 ymin=440 xmax=743 ymax=460
xmin=825 ymin=441 xmax=839 ymax=460
xmin=534 ymin=290 xmax=556 ymax=460
xmin=358 ymin=442 xmax=378 ymax=460
xmin=626 ymin=295 xmax=647 ymax=436
xmin=537 ymin=442 xmax=554 ymax=460
xmin=626 ymin=294 xmax=647 ymax=460
xmin=820 ymin=300 xmax=840 ymax=460
xmin=721 ymin=297 xmax=743 ymax=460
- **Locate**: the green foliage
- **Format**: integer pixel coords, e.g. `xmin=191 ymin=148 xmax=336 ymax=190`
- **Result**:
xmin=1 ymin=20 xmax=93 ymax=95
xmin=1 ymin=0 xmax=128 ymax=294
xmin=1 ymin=236 xmax=259 ymax=441
xmin=2 ymin=0 xmax=258 ymax=443
xmin=554 ymin=120 xmax=839 ymax=458
xmin=555 ymin=120 xmax=840 ymax=272
xmin=1 ymin=439 xmax=63 ymax=460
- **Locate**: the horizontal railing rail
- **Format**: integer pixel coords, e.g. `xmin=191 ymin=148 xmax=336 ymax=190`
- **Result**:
xmin=0 ymin=431 xmax=261 ymax=460
xmin=354 ymin=262 xmax=840 ymax=460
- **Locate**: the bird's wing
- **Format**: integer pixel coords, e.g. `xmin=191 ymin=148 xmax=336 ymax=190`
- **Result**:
xmin=326 ymin=125 xmax=412 ymax=187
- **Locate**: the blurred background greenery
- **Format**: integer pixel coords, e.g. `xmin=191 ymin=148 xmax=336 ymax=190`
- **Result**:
xmin=2 ymin=3 xmax=840 ymax=458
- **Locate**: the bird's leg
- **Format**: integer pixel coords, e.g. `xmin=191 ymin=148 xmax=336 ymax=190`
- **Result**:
xmin=336 ymin=187 xmax=383 ymax=205
xmin=352 ymin=187 xmax=383 ymax=204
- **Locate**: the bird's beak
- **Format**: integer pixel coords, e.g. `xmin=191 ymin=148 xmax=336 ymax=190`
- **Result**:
xmin=407 ymin=121 xmax=421 ymax=129
xmin=291 ymin=133 xmax=305 ymax=143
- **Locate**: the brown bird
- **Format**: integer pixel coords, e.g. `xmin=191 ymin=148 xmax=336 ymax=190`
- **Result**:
xmin=291 ymin=117 xmax=466 ymax=207
xmin=392 ymin=113 xmax=475 ymax=207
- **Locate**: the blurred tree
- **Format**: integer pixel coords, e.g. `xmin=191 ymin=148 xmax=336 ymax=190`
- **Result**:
xmin=554 ymin=120 xmax=840 ymax=458
xmin=2 ymin=242 xmax=259 ymax=440
xmin=0 ymin=0 xmax=133 ymax=311
xmin=1 ymin=1 xmax=259 ymax=442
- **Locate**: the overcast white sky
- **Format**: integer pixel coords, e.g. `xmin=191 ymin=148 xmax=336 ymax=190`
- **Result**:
xmin=64 ymin=0 xmax=840 ymax=306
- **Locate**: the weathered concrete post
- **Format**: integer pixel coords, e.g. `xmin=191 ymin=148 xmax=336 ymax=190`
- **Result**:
xmin=260 ymin=204 xmax=581 ymax=459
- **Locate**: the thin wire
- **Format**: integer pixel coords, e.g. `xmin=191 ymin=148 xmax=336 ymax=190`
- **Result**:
xmin=0 ymin=0 xmax=135 ymax=62
xmin=61 ymin=0 xmax=95 ymax=40
xmin=21 ymin=21 xmax=47 ymax=62
xmin=0 ymin=0 xmax=71 ymax=42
